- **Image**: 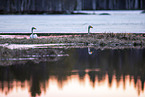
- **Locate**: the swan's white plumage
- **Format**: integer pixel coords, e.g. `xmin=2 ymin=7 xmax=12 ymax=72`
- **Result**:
xmin=30 ymin=34 xmax=37 ymax=39
xmin=30 ymin=27 xmax=37 ymax=39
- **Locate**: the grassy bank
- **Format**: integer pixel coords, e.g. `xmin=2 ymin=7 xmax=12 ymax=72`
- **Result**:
xmin=0 ymin=33 xmax=145 ymax=47
xmin=0 ymin=46 xmax=67 ymax=66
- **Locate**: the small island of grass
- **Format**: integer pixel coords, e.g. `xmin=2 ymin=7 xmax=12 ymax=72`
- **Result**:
xmin=0 ymin=33 xmax=145 ymax=49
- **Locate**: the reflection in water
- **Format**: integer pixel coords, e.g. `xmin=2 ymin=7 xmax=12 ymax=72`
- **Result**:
xmin=0 ymin=48 xmax=145 ymax=97
xmin=88 ymin=47 xmax=93 ymax=55
xmin=0 ymin=47 xmax=68 ymax=66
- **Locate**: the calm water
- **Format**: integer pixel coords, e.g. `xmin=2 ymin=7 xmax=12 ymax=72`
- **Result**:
xmin=0 ymin=47 xmax=145 ymax=97
xmin=0 ymin=11 xmax=145 ymax=97
xmin=0 ymin=11 xmax=145 ymax=33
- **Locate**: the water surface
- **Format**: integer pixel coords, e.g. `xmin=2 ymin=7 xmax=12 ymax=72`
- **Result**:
xmin=0 ymin=48 xmax=145 ymax=97
xmin=0 ymin=11 xmax=145 ymax=33
xmin=0 ymin=11 xmax=145 ymax=97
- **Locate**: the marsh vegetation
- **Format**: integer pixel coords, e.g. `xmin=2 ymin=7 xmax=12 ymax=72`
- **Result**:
xmin=0 ymin=33 xmax=145 ymax=47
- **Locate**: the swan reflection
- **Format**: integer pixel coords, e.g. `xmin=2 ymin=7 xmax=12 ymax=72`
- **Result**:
xmin=88 ymin=47 xmax=93 ymax=55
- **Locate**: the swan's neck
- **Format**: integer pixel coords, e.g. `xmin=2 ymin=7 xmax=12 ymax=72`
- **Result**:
xmin=88 ymin=27 xmax=90 ymax=35
xmin=88 ymin=47 xmax=92 ymax=55
xmin=31 ymin=29 xmax=34 ymax=35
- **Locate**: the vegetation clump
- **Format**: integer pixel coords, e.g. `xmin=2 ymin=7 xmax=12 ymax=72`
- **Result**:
xmin=0 ymin=33 xmax=145 ymax=47
xmin=99 ymin=13 xmax=110 ymax=15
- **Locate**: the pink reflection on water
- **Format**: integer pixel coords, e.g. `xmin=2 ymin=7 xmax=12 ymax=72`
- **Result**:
xmin=0 ymin=74 xmax=145 ymax=97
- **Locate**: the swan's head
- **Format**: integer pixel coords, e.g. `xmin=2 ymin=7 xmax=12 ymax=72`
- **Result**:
xmin=32 ymin=27 xmax=36 ymax=30
xmin=88 ymin=25 xmax=93 ymax=29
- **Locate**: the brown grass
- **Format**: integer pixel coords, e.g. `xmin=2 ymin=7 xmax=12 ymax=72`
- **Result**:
xmin=0 ymin=33 xmax=145 ymax=46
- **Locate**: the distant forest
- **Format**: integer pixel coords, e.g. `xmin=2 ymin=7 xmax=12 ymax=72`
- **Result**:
xmin=0 ymin=0 xmax=145 ymax=14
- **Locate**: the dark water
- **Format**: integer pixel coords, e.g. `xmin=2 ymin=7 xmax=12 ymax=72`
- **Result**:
xmin=0 ymin=48 xmax=145 ymax=97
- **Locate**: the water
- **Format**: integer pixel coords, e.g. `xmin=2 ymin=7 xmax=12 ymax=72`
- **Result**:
xmin=0 ymin=11 xmax=145 ymax=97
xmin=0 ymin=47 xmax=145 ymax=97
xmin=0 ymin=11 xmax=145 ymax=33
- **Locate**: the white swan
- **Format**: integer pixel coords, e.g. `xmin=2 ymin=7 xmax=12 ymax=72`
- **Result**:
xmin=88 ymin=25 xmax=93 ymax=35
xmin=30 ymin=27 xmax=37 ymax=39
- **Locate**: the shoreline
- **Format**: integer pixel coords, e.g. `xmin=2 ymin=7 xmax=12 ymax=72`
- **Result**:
xmin=0 ymin=10 xmax=144 ymax=15
xmin=0 ymin=33 xmax=145 ymax=49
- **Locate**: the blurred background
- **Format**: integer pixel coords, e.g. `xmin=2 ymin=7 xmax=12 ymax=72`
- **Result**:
xmin=0 ymin=0 xmax=145 ymax=14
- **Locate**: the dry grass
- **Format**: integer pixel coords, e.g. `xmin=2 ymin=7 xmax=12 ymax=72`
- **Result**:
xmin=0 ymin=33 xmax=145 ymax=46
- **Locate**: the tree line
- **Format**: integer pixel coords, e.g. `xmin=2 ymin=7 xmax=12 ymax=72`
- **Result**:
xmin=0 ymin=0 xmax=145 ymax=14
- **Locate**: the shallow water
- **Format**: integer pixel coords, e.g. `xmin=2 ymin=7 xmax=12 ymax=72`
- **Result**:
xmin=0 ymin=11 xmax=145 ymax=33
xmin=0 ymin=48 xmax=145 ymax=97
